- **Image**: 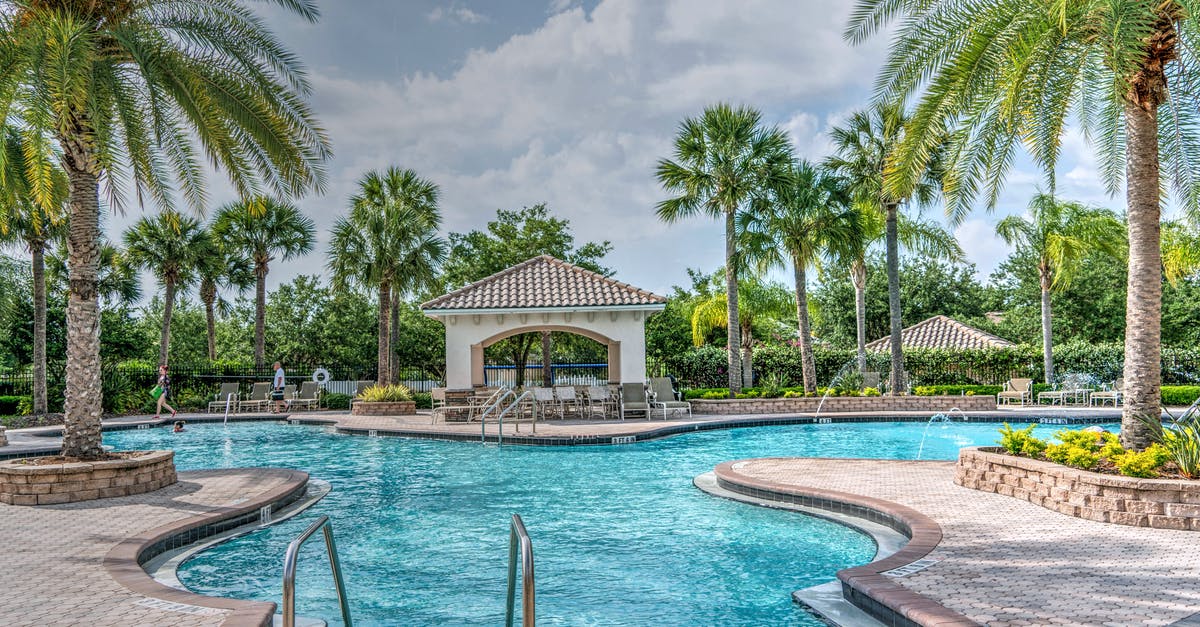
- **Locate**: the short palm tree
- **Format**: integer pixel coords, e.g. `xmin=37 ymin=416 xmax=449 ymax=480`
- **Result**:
xmin=0 ymin=0 xmax=329 ymax=457
xmin=996 ymin=194 xmax=1125 ymax=385
xmin=124 ymin=212 xmax=216 ymax=365
xmin=212 ymin=198 xmax=317 ymax=367
xmin=691 ymin=276 xmax=794 ymax=387
xmin=825 ymin=102 xmax=940 ymax=394
xmin=740 ymin=161 xmax=862 ymax=392
xmin=328 ymin=168 xmax=447 ymax=385
xmin=847 ymin=0 xmax=1199 ymax=447
xmin=656 ymin=103 xmax=793 ymax=395
xmin=196 ymin=239 xmax=254 ymax=361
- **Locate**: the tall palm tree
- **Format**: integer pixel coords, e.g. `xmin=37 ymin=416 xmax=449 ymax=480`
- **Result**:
xmin=47 ymin=241 xmax=143 ymax=310
xmin=1163 ymin=221 xmax=1200 ymax=286
xmin=847 ymin=0 xmax=1200 ymax=448
xmin=996 ymin=194 xmax=1125 ymax=385
xmin=195 ymin=239 xmax=253 ymax=361
xmin=690 ymin=276 xmax=794 ymax=388
xmin=0 ymin=129 xmax=67 ymax=416
xmin=124 ymin=211 xmax=215 ymax=365
xmin=212 ymin=198 xmax=316 ymax=367
xmin=656 ymin=103 xmax=793 ymax=395
xmin=740 ymin=161 xmax=862 ymax=392
xmin=825 ymin=102 xmax=940 ymax=394
xmin=328 ymin=168 xmax=446 ymax=385
xmin=0 ymin=1 xmax=329 ymax=458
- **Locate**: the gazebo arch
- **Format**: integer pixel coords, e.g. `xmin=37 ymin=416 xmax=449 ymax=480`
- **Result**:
xmin=421 ymin=255 xmax=666 ymax=390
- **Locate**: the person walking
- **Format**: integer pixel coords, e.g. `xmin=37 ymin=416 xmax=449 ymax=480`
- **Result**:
xmin=155 ymin=364 xmax=177 ymax=420
xmin=272 ymin=361 xmax=287 ymax=413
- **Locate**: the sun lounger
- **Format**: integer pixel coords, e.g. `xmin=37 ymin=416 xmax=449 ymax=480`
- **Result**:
xmin=208 ymin=382 xmax=241 ymax=413
xmin=240 ymin=382 xmax=271 ymax=413
xmin=289 ymin=381 xmax=320 ymax=410
xmin=649 ymin=377 xmax=691 ymax=419
xmin=620 ymin=382 xmax=651 ymax=421
xmin=997 ymin=378 xmax=1033 ymax=406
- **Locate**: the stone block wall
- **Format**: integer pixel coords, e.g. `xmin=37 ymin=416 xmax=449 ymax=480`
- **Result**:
xmin=0 ymin=426 xmax=6 ymax=446
xmin=0 ymin=450 xmax=177 ymax=506
xmin=690 ymin=394 xmax=996 ymax=415
xmin=956 ymin=447 xmax=1200 ymax=530
xmin=351 ymin=400 xmax=418 ymax=416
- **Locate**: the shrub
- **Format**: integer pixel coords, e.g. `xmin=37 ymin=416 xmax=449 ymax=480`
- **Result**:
xmin=1112 ymin=445 xmax=1170 ymax=478
xmin=324 ymin=392 xmax=352 ymax=410
xmin=683 ymin=388 xmax=727 ymax=400
xmin=701 ymin=390 xmax=728 ymax=399
xmin=0 ymin=395 xmax=24 ymax=415
xmin=412 ymin=392 xmax=432 ymax=409
xmin=1161 ymin=386 xmax=1200 ymax=406
xmin=1044 ymin=443 xmax=1100 ymax=470
xmin=1141 ymin=411 xmax=1200 ymax=479
xmin=863 ymin=387 xmax=881 ymax=397
xmin=998 ymin=423 xmax=1048 ymax=457
xmin=914 ymin=385 xmax=1002 ymax=396
xmin=357 ymin=384 xmax=413 ymax=403
xmin=759 ymin=372 xmax=786 ymax=398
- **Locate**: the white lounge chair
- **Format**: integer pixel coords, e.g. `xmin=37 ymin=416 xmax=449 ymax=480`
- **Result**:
xmin=554 ymin=386 xmax=583 ymax=418
xmin=1090 ymin=377 xmax=1124 ymax=407
xmin=532 ymin=387 xmax=558 ymax=420
xmin=586 ymin=385 xmax=617 ymax=419
xmin=997 ymin=378 xmax=1033 ymax=406
xmin=649 ymin=377 xmax=691 ymax=419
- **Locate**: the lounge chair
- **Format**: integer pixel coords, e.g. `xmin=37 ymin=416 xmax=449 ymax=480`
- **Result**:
xmin=1090 ymin=377 xmax=1124 ymax=407
xmin=430 ymin=387 xmax=448 ymax=424
xmin=240 ymin=382 xmax=271 ymax=413
xmin=620 ymin=382 xmax=651 ymax=421
xmin=1038 ymin=374 xmax=1092 ymax=406
xmin=531 ymin=387 xmax=558 ymax=420
xmin=289 ymin=381 xmax=320 ymax=410
xmin=586 ymin=385 xmax=617 ymax=419
xmin=997 ymin=378 xmax=1033 ymax=406
xmin=208 ymin=382 xmax=241 ymax=413
xmin=554 ymin=386 xmax=583 ymax=418
xmin=649 ymin=377 xmax=691 ymax=419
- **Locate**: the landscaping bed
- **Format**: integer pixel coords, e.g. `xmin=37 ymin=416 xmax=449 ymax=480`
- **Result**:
xmin=690 ymin=394 xmax=997 ymax=415
xmin=0 ymin=449 xmax=177 ymax=505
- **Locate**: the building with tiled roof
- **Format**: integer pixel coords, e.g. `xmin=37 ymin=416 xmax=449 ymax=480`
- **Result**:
xmin=866 ymin=315 xmax=1014 ymax=351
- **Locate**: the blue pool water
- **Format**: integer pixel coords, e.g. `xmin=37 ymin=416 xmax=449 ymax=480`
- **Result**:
xmin=105 ymin=421 xmax=1112 ymax=626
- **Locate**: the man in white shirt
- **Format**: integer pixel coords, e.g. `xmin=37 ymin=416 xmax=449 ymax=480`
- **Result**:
xmin=272 ymin=361 xmax=286 ymax=413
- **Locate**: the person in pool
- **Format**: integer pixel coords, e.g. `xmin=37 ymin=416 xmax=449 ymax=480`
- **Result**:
xmin=173 ymin=420 xmax=186 ymax=433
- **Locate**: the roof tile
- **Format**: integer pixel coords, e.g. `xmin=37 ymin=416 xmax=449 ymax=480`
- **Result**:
xmin=865 ymin=315 xmax=1013 ymax=351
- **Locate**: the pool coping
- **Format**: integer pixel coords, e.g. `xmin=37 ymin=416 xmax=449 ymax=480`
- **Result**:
xmin=101 ymin=467 xmax=311 ymax=627
xmin=712 ymin=459 xmax=978 ymax=627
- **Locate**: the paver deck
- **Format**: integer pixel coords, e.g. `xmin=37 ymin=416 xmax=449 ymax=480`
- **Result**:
xmin=718 ymin=458 xmax=1200 ymax=627
xmin=0 ymin=467 xmax=307 ymax=627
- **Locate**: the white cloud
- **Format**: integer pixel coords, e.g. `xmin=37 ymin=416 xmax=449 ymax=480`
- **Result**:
xmin=427 ymin=6 xmax=488 ymax=24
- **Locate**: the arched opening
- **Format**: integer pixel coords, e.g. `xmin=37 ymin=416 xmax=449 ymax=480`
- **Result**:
xmin=473 ymin=325 xmax=620 ymax=388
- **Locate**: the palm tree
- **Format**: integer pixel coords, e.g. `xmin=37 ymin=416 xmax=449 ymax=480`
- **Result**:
xmin=212 ymin=198 xmax=317 ymax=367
xmin=124 ymin=211 xmax=216 ymax=366
xmin=196 ymin=239 xmax=253 ymax=361
xmin=847 ymin=0 xmax=1200 ymax=448
xmin=0 ymin=129 xmax=67 ymax=416
xmin=0 ymin=1 xmax=329 ymax=458
xmin=656 ymin=103 xmax=793 ymax=395
xmin=1163 ymin=221 xmax=1200 ymax=286
xmin=690 ymin=276 xmax=794 ymax=388
xmin=740 ymin=161 xmax=862 ymax=392
xmin=825 ymin=102 xmax=940 ymax=394
xmin=996 ymin=194 xmax=1125 ymax=385
xmin=47 ymin=241 xmax=143 ymax=310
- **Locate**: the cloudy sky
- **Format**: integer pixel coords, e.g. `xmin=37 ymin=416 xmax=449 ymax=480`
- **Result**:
xmin=103 ymin=0 xmax=1135 ymax=297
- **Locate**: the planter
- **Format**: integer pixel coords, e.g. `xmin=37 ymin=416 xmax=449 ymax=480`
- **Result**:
xmin=689 ymin=394 xmax=997 ymax=415
xmin=351 ymin=400 xmax=417 ymax=416
xmin=956 ymin=447 xmax=1200 ymax=530
xmin=0 ymin=450 xmax=177 ymax=506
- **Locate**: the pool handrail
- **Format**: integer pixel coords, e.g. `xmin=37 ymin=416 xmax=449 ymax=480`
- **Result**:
xmin=498 ymin=390 xmax=537 ymax=442
xmin=479 ymin=388 xmax=516 ymax=443
xmin=505 ymin=513 xmax=535 ymax=627
xmin=282 ymin=514 xmax=353 ymax=627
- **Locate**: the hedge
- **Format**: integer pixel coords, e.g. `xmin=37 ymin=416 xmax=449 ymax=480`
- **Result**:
xmin=1162 ymin=386 xmax=1200 ymax=406
xmin=0 ymin=395 xmax=22 ymax=415
xmin=913 ymin=385 xmax=1003 ymax=396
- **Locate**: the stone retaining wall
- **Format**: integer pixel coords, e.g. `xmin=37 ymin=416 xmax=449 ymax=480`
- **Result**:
xmin=351 ymin=400 xmax=417 ymax=416
xmin=956 ymin=447 xmax=1200 ymax=530
xmin=0 ymin=426 xmax=6 ymax=446
xmin=690 ymin=394 xmax=996 ymax=415
xmin=0 ymin=450 xmax=177 ymax=505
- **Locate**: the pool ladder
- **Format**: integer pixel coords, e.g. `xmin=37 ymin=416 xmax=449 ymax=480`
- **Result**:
xmin=282 ymin=515 xmax=353 ymax=627
xmin=506 ymin=514 xmax=536 ymax=627
xmin=479 ymin=390 xmax=537 ymax=445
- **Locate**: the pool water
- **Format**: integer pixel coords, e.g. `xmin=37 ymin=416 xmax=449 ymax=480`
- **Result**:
xmin=105 ymin=421 xmax=1110 ymax=626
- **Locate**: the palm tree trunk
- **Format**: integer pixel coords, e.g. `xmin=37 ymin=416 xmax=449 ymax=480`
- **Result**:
xmin=389 ymin=290 xmax=400 ymax=384
xmin=1040 ymin=269 xmax=1054 ymax=385
xmin=725 ymin=208 xmax=742 ymax=396
xmin=541 ymin=330 xmax=552 ymax=386
xmin=1121 ymin=98 xmax=1163 ymax=450
xmin=201 ymin=279 xmax=217 ymax=361
xmin=253 ymin=259 xmax=268 ymax=367
xmin=30 ymin=239 xmax=48 ymax=416
xmin=852 ymin=259 xmax=868 ymax=377
xmin=377 ymin=279 xmax=392 ymax=385
xmin=884 ymin=201 xmax=905 ymax=394
xmin=158 ymin=277 xmax=176 ymax=366
xmin=60 ymin=148 xmax=104 ymax=458
xmin=794 ymin=259 xmax=817 ymax=393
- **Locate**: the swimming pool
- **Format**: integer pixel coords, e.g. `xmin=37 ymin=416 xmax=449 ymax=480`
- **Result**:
xmin=105 ymin=420 xmax=1107 ymax=626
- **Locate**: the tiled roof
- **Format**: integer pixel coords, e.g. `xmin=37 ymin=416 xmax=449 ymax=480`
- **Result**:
xmin=866 ymin=315 xmax=1014 ymax=351
xmin=421 ymin=255 xmax=667 ymax=311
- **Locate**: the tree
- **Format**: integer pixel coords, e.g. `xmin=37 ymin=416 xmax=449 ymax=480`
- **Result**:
xmin=124 ymin=211 xmax=215 ymax=366
xmin=196 ymin=238 xmax=253 ymax=361
xmin=996 ymin=194 xmax=1125 ymax=384
xmin=328 ymin=168 xmax=447 ymax=384
xmin=655 ymin=103 xmax=793 ymax=395
xmin=212 ymin=198 xmax=317 ymax=367
xmin=740 ymin=161 xmax=861 ymax=392
xmin=0 ymin=128 xmax=67 ymax=415
xmin=690 ymin=275 xmax=794 ymax=387
xmin=825 ymin=102 xmax=940 ymax=394
xmin=0 ymin=0 xmax=329 ymax=457
xmin=47 ymin=241 xmax=142 ymax=310
xmin=848 ymin=0 xmax=1200 ymax=447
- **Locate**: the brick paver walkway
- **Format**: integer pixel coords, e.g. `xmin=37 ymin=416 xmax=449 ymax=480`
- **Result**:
xmin=722 ymin=458 xmax=1200 ymax=626
xmin=0 ymin=469 xmax=302 ymax=626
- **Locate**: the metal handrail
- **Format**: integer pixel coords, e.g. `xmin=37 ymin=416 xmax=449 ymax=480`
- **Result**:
xmin=505 ymin=514 xmax=535 ymax=627
xmin=480 ymin=389 xmax=516 ymax=443
xmin=498 ymin=391 xmax=536 ymax=442
xmin=282 ymin=515 xmax=352 ymax=627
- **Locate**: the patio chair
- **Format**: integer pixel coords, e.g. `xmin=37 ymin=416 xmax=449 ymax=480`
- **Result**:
xmin=554 ymin=385 xmax=583 ymax=418
xmin=430 ymin=387 xmax=448 ymax=424
xmin=240 ymin=382 xmax=271 ymax=413
xmin=1090 ymin=378 xmax=1123 ymax=407
xmin=649 ymin=377 xmax=691 ymax=419
xmin=997 ymin=378 xmax=1033 ymax=406
xmin=289 ymin=381 xmax=321 ymax=411
xmin=531 ymin=387 xmax=558 ymax=420
xmin=586 ymin=385 xmax=617 ymax=419
xmin=1038 ymin=373 xmax=1092 ymax=406
xmin=620 ymin=382 xmax=651 ymax=421
xmin=208 ymin=382 xmax=241 ymax=413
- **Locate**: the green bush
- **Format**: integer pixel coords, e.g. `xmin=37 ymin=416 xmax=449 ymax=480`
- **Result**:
xmin=0 ymin=396 xmax=24 ymax=415
xmin=998 ymin=423 xmax=1048 ymax=457
xmin=997 ymin=424 xmax=1169 ymax=477
xmin=412 ymin=392 xmax=432 ymax=409
xmin=914 ymin=385 xmax=1003 ymax=396
xmin=1112 ymin=445 xmax=1170 ymax=478
xmin=1161 ymin=386 xmax=1200 ymax=406
xmin=357 ymin=384 xmax=413 ymax=403
xmin=324 ymin=392 xmax=352 ymax=410
xmin=1044 ymin=443 xmax=1100 ymax=470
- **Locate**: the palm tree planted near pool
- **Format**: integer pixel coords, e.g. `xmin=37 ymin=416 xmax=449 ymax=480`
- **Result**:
xmin=825 ymin=102 xmax=941 ymax=395
xmin=690 ymin=276 xmax=794 ymax=388
xmin=996 ymin=194 xmax=1125 ymax=386
xmin=740 ymin=160 xmax=862 ymax=393
xmin=0 ymin=0 xmax=330 ymax=457
xmin=213 ymin=198 xmax=318 ymax=368
xmin=196 ymin=238 xmax=254 ymax=362
xmin=847 ymin=0 xmax=1200 ymax=448
xmin=124 ymin=211 xmax=218 ymax=366
xmin=656 ymin=104 xmax=793 ymax=396
xmin=328 ymin=168 xmax=447 ymax=385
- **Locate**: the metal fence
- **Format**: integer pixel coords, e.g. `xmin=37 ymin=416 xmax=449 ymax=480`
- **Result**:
xmin=483 ymin=363 xmax=609 ymax=388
